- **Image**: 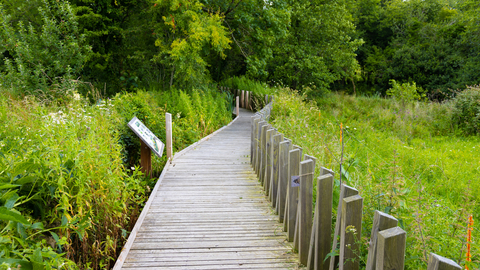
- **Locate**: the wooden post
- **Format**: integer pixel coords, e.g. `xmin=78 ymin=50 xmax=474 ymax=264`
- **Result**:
xmin=286 ymin=147 xmax=302 ymax=241
xmin=241 ymin=90 xmax=245 ymax=108
xmin=298 ymin=159 xmax=315 ymax=266
xmin=271 ymin=133 xmax=283 ymax=208
xmin=295 ymin=155 xmax=316 ymax=252
xmin=339 ymin=194 xmax=363 ymax=270
xmin=140 ymin=140 xmax=151 ymax=177
xmin=251 ymin=117 xmax=260 ymax=165
xmin=247 ymin=91 xmax=250 ymax=110
xmin=265 ymin=128 xmax=276 ymax=195
xmin=427 ymin=253 xmax=462 ymax=270
xmin=277 ymin=140 xmax=290 ymax=222
xmin=259 ymin=124 xmax=269 ymax=183
xmin=308 ymin=173 xmax=334 ymax=270
xmin=376 ymin=227 xmax=406 ymax=270
xmin=366 ymin=211 xmax=398 ymax=270
xmin=256 ymin=121 xmax=267 ymax=175
xmin=236 ymin=96 xmax=240 ymax=116
xmin=329 ymin=184 xmax=359 ymax=270
xmin=165 ymin=112 xmax=173 ymax=162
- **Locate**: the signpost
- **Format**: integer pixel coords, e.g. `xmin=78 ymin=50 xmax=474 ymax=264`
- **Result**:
xmin=128 ymin=117 xmax=165 ymax=176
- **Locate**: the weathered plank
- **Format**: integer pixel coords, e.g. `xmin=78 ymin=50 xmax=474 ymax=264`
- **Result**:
xmin=116 ymin=108 xmax=298 ymax=270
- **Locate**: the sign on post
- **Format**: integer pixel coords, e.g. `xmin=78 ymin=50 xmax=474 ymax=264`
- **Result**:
xmin=128 ymin=117 xmax=165 ymax=175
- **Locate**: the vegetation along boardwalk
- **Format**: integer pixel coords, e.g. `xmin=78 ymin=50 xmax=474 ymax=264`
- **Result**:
xmin=114 ymin=108 xmax=299 ymax=269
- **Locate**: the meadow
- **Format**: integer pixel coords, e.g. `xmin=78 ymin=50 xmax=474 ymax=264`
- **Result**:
xmin=269 ymin=88 xmax=479 ymax=269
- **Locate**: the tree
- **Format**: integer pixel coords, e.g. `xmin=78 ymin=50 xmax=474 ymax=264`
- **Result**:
xmin=267 ymin=0 xmax=363 ymax=93
xmin=0 ymin=0 xmax=90 ymax=95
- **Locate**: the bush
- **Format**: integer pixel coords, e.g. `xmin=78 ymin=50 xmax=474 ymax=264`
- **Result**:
xmin=0 ymin=0 xmax=90 ymax=96
xmin=452 ymin=86 xmax=480 ymax=135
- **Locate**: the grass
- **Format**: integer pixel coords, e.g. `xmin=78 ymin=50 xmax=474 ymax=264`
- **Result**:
xmin=269 ymin=89 xmax=479 ymax=269
xmin=0 ymin=86 xmax=231 ymax=269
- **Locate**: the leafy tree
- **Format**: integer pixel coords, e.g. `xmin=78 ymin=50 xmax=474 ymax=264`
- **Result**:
xmin=151 ymin=0 xmax=232 ymax=90
xmin=0 ymin=0 xmax=90 ymax=96
xmin=267 ymin=0 xmax=363 ymax=93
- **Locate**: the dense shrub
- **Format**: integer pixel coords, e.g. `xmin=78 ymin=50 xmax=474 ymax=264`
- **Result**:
xmin=0 ymin=0 xmax=90 ymax=96
xmin=452 ymin=86 xmax=480 ymax=135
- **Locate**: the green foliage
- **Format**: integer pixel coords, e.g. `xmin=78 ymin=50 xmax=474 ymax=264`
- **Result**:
xmin=0 ymin=0 xmax=90 ymax=96
xmin=451 ymin=86 xmax=480 ymax=135
xmin=353 ymin=0 xmax=480 ymax=97
xmin=220 ymin=76 xmax=277 ymax=111
xmin=151 ymin=0 xmax=232 ymax=90
xmin=0 ymin=86 xmax=231 ymax=268
xmin=386 ymin=79 xmax=425 ymax=108
xmin=270 ymin=89 xmax=479 ymax=269
xmin=268 ymin=0 xmax=363 ymax=92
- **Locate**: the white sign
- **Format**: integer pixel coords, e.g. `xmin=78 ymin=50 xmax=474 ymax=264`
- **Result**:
xmin=128 ymin=117 xmax=164 ymax=158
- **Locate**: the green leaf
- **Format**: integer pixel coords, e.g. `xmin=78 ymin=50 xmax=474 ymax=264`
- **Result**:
xmin=0 ymin=206 xmax=30 ymax=225
xmin=31 ymin=247 xmax=43 ymax=270
xmin=17 ymin=223 xmax=27 ymax=240
xmin=0 ymin=258 xmax=32 ymax=270
xmin=5 ymin=193 xmax=19 ymax=209
xmin=15 ymin=175 xmax=37 ymax=185
xmin=0 ymin=184 xmax=20 ymax=190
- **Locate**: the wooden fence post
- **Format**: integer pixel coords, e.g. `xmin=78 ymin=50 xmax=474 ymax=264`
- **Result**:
xmin=329 ymin=184 xmax=359 ymax=270
xmin=366 ymin=211 xmax=398 ymax=270
xmin=259 ymin=124 xmax=269 ymax=182
xmin=339 ymin=194 xmax=363 ymax=270
xmin=165 ymin=112 xmax=173 ymax=162
xmin=286 ymin=147 xmax=302 ymax=241
xmin=307 ymin=172 xmax=334 ymax=270
xmin=427 ymin=253 xmax=462 ymax=270
xmin=236 ymin=96 xmax=240 ymax=116
xmin=298 ymin=159 xmax=315 ymax=266
xmin=277 ymin=139 xmax=290 ymax=221
xmin=271 ymin=133 xmax=284 ymax=208
xmin=255 ymin=121 xmax=267 ymax=174
xmin=376 ymin=227 xmax=406 ymax=270
xmin=264 ymin=128 xmax=276 ymax=194
xmin=251 ymin=117 xmax=260 ymax=165
xmin=241 ymin=90 xmax=245 ymax=108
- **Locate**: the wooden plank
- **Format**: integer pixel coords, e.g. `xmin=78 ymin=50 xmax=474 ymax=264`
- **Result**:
xmin=251 ymin=117 xmax=260 ymax=165
xmin=270 ymin=133 xmax=283 ymax=208
xmin=298 ymin=159 xmax=315 ymax=266
xmin=264 ymin=128 xmax=276 ymax=195
xmin=329 ymin=184 xmax=359 ymax=270
xmin=376 ymin=227 xmax=406 ymax=270
xmin=277 ymin=140 xmax=290 ymax=222
xmin=140 ymin=140 xmax=152 ymax=176
xmin=339 ymin=194 xmax=363 ymax=270
xmin=258 ymin=123 xmax=268 ymax=183
xmin=166 ymin=112 xmax=173 ymax=161
xmin=366 ymin=210 xmax=398 ymax=270
xmin=427 ymin=253 xmax=462 ymax=270
xmin=286 ymin=148 xmax=302 ymax=242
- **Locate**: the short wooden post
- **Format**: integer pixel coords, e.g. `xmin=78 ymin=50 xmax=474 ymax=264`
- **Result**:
xmin=329 ymin=184 xmax=359 ymax=270
xmin=265 ymin=128 xmax=276 ymax=195
xmin=295 ymin=155 xmax=316 ymax=251
xmin=277 ymin=140 xmax=290 ymax=221
xmin=270 ymin=133 xmax=283 ymax=208
xmin=256 ymin=121 xmax=267 ymax=174
xmin=366 ymin=211 xmax=398 ymax=270
xmin=427 ymin=253 xmax=462 ymax=270
xmin=251 ymin=117 xmax=260 ymax=165
xmin=298 ymin=159 xmax=315 ymax=266
xmin=339 ymin=194 xmax=363 ymax=270
xmin=376 ymin=227 xmax=406 ymax=270
xmin=310 ymin=173 xmax=334 ymax=270
xmin=140 ymin=140 xmax=151 ymax=177
xmin=236 ymin=96 xmax=240 ymax=116
xmin=246 ymin=91 xmax=250 ymax=110
xmin=265 ymin=94 xmax=269 ymax=105
xmin=165 ymin=112 xmax=173 ymax=162
xmin=286 ymin=147 xmax=302 ymax=241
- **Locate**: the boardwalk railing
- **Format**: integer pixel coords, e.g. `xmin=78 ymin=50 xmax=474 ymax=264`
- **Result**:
xmin=220 ymin=86 xmax=273 ymax=112
xmin=250 ymin=101 xmax=462 ymax=270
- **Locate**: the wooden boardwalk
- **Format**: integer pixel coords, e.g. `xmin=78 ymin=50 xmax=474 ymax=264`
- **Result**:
xmin=115 ymin=108 xmax=299 ymax=269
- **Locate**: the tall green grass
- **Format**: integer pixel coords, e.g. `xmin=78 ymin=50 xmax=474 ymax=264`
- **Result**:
xmin=0 ymin=86 xmax=231 ymax=269
xmin=270 ymin=89 xmax=479 ymax=269
xmin=220 ymin=76 xmax=277 ymax=111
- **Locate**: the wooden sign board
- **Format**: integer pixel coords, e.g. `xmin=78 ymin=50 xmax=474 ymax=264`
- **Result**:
xmin=128 ymin=117 xmax=164 ymax=158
